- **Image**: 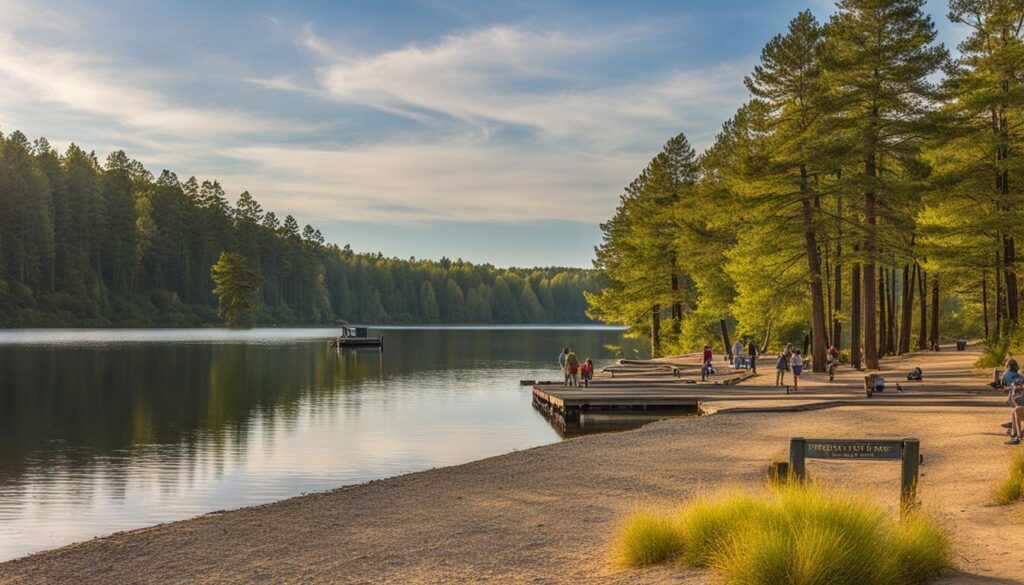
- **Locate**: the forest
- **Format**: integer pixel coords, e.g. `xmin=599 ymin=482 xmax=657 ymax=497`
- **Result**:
xmin=0 ymin=132 xmax=596 ymax=327
xmin=589 ymin=0 xmax=1020 ymax=371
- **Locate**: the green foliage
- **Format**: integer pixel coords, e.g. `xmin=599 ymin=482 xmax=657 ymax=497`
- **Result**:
xmin=0 ymin=131 xmax=597 ymax=326
xmin=211 ymin=251 xmax=261 ymax=327
xmin=613 ymin=483 xmax=953 ymax=585
xmin=994 ymin=450 xmax=1024 ymax=505
xmin=976 ymin=334 xmax=1011 ymax=368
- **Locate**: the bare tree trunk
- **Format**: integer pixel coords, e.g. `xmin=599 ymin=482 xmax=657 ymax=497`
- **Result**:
xmin=670 ymin=261 xmax=682 ymax=336
xmin=996 ymin=250 xmax=1004 ymax=337
xmin=930 ymin=279 xmax=940 ymax=350
xmin=799 ymin=164 xmax=828 ymax=372
xmin=863 ymin=152 xmax=879 ymax=369
xmin=918 ymin=268 xmax=928 ymax=350
xmin=762 ymin=321 xmax=773 ymax=354
xmin=887 ymin=268 xmax=897 ymax=353
xmin=852 ymin=260 xmax=862 ymax=369
xmin=719 ymin=318 xmax=732 ymax=360
xmin=983 ymin=271 xmax=990 ymax=339
xmin=898 ymin=264 xmax=915 ymax=354
xmin=651 ymin=304 xmax=661 ymax=357
xmin=879 ymin=274 xmax=888 ymax=356
xmin=833 ymin=189 xmax=843 ymax=350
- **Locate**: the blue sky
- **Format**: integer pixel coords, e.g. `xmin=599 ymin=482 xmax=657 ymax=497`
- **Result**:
xmin=0 ymin=0 xmax=964 ymax=267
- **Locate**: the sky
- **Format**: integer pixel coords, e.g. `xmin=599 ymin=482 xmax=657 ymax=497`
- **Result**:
xmin=0 ymin=0 xmax=966 ymax=268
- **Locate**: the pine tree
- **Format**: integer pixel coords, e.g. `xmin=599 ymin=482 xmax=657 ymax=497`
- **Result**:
xmin=823 ymin=0 xmax=947 ymax=368
xmin=210 ymin=251 xmax=261 ymax=327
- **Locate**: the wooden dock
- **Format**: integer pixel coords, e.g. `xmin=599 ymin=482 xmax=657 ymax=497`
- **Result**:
xmin=533 ymin=355 xmax=754 ymax=422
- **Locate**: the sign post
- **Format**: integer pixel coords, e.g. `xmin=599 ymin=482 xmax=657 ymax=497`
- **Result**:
xmin=789 ymin=437 xmax=920 ymax=511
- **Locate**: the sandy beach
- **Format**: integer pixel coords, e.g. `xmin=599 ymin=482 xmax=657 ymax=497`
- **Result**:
xmin=1 ymin=347 xmax=1022 ymax=585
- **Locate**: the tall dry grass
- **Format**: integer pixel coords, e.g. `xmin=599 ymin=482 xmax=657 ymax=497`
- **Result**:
xmin=613 ymin=482 xmax=952 ymax=585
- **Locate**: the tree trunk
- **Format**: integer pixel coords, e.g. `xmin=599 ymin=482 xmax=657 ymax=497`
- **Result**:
xmin=835 ymin=189 xmax=843 ymax=350
xmin=918 ymin=268 xmax=928 ymax=350
xmin=670 ymin=260 xmax=682 ymax=336
xmin=863 ymin=152 xmax=879 ymax=369
xmin=887 ymin=268 xmax=897 ymax=353
xmin=1005 ymin=235 xmax=1018 ymax=326
xmin=799 ymin=164 xmax=828 ymax=372
xmin=851 ymin=260 xmax=862 ymax=369
xmin=719 ymin=318 xmax=732 ymax=359
xmin=878 ymin=274 xmax=888 ymax=356
xmin=651 ymin=304 xmax=661 ymax=357
xmin=762 ymin=321 xmax=773 ymax=354
xmin=930 ymin=279 xmax=940 ymax=350
xmin=983 ymin=271 xmax=990 ymax=339
xmin=996 ymin=250 xmax=1003 ymax=337
xmin=898 ymin=264 xmax=915 ymax=354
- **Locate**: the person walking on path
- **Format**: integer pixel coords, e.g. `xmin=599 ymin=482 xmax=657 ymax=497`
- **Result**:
xmin=566 ymin=352 xmax=580 ymax=387
xmin=791 ymin=349 xmax=804 ymax=391
xmin=580 ymin=358 xmax=594 ymax=388
xmin=559 ymin=347 xmax=570 ymax=386
xmin=731 ymin=340 xmax=744 ymax=369
xmin=747 ymin=339 xmax=759 ymax=374
xmin=775 ymin=353 xmax=788 ymax=387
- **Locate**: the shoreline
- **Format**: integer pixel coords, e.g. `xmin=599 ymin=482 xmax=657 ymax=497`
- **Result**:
xmin=2 ymin=347 xmax=1022 ymax=584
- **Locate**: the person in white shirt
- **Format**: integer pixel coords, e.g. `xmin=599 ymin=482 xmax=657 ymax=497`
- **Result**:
xmin=732 ymin=340 xmax=744 ymax=369
xmin=791 ymin=349 xmax=804 ymax=391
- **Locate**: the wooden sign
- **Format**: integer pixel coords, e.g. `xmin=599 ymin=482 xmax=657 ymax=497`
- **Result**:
xmin=789 ymin=437 xmax=920 ymax=512
xmin=804 ymin=439 xmax=903 ymax=460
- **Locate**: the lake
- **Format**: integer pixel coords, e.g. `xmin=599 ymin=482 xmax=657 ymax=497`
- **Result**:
xmin=0 ymin=326 xmax=644 ymax=561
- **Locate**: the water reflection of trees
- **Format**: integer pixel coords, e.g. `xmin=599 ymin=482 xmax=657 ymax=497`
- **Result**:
xmin=0 ymin=329 xmax=641 ymax=497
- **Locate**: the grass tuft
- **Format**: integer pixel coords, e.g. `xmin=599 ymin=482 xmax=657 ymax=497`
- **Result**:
xmin=994 ymin=450 xmax=1024 ymax=505
xmin=613 ymin=482 xmax=953 ymax=585
xmin=976 ymin=335 xmax=1010 ymax=368
xmin=613 ymin=510 xmax=685 ymax=566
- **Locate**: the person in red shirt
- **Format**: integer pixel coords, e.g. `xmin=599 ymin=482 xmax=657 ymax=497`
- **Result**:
xmin=580 ymin=358 xmax=594 ymax=388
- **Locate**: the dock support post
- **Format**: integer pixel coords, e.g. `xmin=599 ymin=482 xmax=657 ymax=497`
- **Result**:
xmin=789 ymin=437 xmax=806 ymax=481
xmin=901 ymin=438 xmax=920 ymax=513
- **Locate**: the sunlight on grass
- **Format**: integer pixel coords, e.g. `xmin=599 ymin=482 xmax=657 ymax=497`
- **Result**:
xmin=613 ymin=483 xmax=953 ymax=585
xmin=994 ymin=450 xmax=1024 ymax=505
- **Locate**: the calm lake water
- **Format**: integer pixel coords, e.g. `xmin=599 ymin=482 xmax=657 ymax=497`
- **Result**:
xmin=0 ymin=326 xmax=643 ymax=561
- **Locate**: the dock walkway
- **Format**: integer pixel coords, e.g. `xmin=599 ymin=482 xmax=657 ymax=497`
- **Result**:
xmin=532 ymin=346 xmax=1004 ymax=424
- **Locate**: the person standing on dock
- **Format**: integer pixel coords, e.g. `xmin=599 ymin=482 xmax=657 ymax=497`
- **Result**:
xmin=580 ymin=358 xmax=594 ymax=388
xmin=731 ymin=339 xmax=744 ymax=369
xmin=566 ymin=351 xmax=580 ymax=387
xmin=747 ymin=338 xmax=759 ymax=374
xmin=559 ymin=347 xmax=570 ymax=386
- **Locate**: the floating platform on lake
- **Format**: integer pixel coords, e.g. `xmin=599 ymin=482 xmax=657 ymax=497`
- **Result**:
xmin=329 ymin=326 xmax=384 ymax=350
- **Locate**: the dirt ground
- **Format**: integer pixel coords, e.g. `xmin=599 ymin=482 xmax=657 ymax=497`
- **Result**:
xmin=1 ymin=347 xmax=1021 ymax=584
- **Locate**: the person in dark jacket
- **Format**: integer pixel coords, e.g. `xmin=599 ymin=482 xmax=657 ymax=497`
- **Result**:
xmin=747 ymin=339 xmax=759 ymax=374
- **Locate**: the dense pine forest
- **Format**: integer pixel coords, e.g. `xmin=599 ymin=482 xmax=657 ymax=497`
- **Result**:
xmin=589 ymin=0 xmax=1019 ymax=370
xmin=0 ymin=132 xmax=596 ymax=327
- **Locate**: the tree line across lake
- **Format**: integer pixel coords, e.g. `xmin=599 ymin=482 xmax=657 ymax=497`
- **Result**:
xmin=0 ymin=132 xmax=596 ymax=327
xmin=589 ymin=0 xmax=1019 ymax=370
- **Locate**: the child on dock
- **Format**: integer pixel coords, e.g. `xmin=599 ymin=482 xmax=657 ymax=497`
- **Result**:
xmin=580 ymin=358 xmax=594 ymax=387
xmin=775 ymin=353 xmax=788 ymax=387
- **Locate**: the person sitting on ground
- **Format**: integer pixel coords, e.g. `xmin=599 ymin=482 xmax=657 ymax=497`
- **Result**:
xmin=791 ymin=349 xmax=804 ymax=392
xmin=907 ymin=367 xmax=923 ymax=381
xmin=1003 ymin=357 xmax=1022 ymax=387
xmin=580 ymin=358 xmax=594 ymax=388
xmin=559 ymin=347 xmax=570 ymax=386
xmin=1005 ymin=384 xmax=1024 ymax=445
xmin=775 ymin=353 xmax=788 ymax=387
xmin=566 ymin=352 xmax=580 ymax=387
xmin=874 ymin=375 xmax=886 ymax=393
xmin=732 ymin=340 xmax=744 ymax=369
xmin=701 ymin=360 xmax=716 ymax=382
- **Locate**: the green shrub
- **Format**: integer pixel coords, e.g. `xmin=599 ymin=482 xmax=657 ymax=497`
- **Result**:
xmin=976 ymin=335 xmax=1010 ymax=368
xmin=994 ymin=450 xmax=1024 ymax=505
xmin=613 ymin=483 xmax=953 ymax=585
